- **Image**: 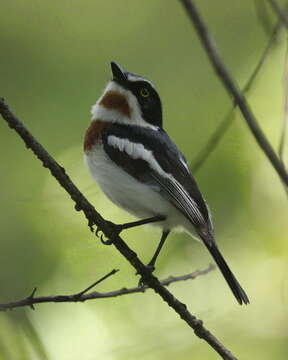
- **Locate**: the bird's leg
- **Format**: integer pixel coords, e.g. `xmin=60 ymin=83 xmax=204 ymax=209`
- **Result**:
xmin=101 ymin=215 xmax=166 ymax=245
xmin=147 ymin=230 xmax=170 ymax=270
xmin=138 ymin=230 xmax=170 ymax=286
xmin=118 ymin=215 xmax=166 ymax=230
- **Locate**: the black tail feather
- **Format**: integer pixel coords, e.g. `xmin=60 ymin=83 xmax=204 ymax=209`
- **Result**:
xmin=205 ymin=242 xmax=249 ymax=305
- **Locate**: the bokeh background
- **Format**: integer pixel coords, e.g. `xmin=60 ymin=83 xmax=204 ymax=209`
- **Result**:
xmin=1 ymin=0 xmax=288 ymax=359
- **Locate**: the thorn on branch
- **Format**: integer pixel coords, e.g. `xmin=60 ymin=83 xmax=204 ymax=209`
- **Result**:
xmin=180 ymin=302 xmax=187 ymax=310
xmin=27 ymin=287 xmax=37 ymax=310
xmin=194 ymin=319 xmax=205 ymax=338
xmin=59 ymin=165 xmax=66 ymax=174
xmin=74 ymin=203 xmax=82 ymax=212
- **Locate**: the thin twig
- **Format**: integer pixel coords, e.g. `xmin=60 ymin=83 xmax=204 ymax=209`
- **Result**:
xmin=74 ymin=269 xmax=119 ymax=298
xmin=243 ymin=24 xmax=281 ymax=94
xmin=191 ymin=109 xmax=235 ymax=173
xmin=267 ymin=0 xmax=288 ymax=192
xmin=180 ymin=0 xmax=288 ymax=187
xmin=255 ymin=0 xmax=275 ymax=36
xmin=191 ymin=21 xmax=281 ymax=173
xmin=0 ymin=265 xmax=215 ymax=312
xmin=279 ymin=37 xmax=288 ymax=166
xmin=267 ymin=0 xmax=288 ymax=27
xmin=0 ymin=99 xmax=237 ymax=360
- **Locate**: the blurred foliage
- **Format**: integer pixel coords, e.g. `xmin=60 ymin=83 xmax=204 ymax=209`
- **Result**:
xmin=0 ymin=0 xmax=288 ymax=359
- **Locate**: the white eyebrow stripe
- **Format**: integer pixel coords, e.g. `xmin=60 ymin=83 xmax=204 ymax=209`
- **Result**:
xmin=127 ymin=73 xmax=155 ymax=88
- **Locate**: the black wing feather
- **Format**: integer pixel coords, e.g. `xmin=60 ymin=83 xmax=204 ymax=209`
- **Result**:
xmin=103 ymin=124 xmax=210 ymax=230
xmin=102 ymin=124 xmax=249 ymax=305
xmin=106 ymin=124 xmax=210 ymax=223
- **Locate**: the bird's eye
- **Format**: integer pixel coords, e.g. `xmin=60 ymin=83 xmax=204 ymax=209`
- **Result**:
xmin=140 ymin=88 xmax=150 ymax=98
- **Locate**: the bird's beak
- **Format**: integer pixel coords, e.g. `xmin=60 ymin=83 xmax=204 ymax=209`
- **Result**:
xmin=111 ymin=61 xmax=127 ymax=84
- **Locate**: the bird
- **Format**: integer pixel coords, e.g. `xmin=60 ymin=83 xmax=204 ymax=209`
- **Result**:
xmin=84 ymin=61 xmax=249 ymax=305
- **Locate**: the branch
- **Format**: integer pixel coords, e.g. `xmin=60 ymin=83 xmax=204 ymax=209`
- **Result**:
xmin=267 ymin=0 xmax=288 ymax=27
xmin=180 ymin=0 xmax=288 ymax=187
xmin=279 ymin=37 xmax=288 ymax=166
xmin=191 ymin=21 xmax=282 ymax=173
xmin=74 ymin=268 xmax=119 ymax=298
xmin=0 ymin=99 xmax=237 ymax=360
xmin=255 ymin=0 xmax=275 ymax=36
xmin=266 ymin=0 xmax=288 ymax=189
xmin=0 ymin=265 xmax=215 ymax=312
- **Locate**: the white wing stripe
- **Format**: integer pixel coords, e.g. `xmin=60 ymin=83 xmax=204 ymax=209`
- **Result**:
xmin=107 ymin=135 xmax=204 ymax=224
xmin=107 ymin=135 xmax=169 ymax=179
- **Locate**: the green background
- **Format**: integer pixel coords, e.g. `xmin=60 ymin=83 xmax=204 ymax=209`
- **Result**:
xmin=1 ymin=0 xmax=288 ymax=359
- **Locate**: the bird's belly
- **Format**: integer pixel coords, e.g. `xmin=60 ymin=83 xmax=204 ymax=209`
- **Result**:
xmin=84 ymin=147 xmax=186 ymax=230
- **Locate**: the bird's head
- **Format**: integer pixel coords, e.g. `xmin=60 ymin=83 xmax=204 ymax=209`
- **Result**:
xmin=91 ymin=62 xmax=162 ymax=129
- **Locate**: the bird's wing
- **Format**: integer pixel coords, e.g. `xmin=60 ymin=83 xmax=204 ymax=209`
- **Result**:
xmin=102 ymin=124 xmax=212 ymax=232
xmin=103 ymin=126 xmax=250 ymax=305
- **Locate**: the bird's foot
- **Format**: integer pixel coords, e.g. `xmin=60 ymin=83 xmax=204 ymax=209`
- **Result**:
xmin=95 ymin=222 xmax=122 ymax=245
xmin=95 ymin=227 xmax=110 ymax=244
xmin=96 ymin=216 xmax=166 ymax=246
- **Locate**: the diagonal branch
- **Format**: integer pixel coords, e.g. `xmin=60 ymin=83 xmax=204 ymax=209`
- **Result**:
xmin=191 ymin=21 xmax=281 ymax=173
xmin=180 ymin=0 xmax=288 ymax=187
xmin=0 ymin=265 xmax=215 ymax=312
xmin=267 ymin=0 xmax=288 ymax=27
xmin=279 ymin=38 xmax=288 ymax=166
xmin=0 ymin=98 xmax=237 ymax=360
xmin=255 ymin=0 xmax=275 ymax=36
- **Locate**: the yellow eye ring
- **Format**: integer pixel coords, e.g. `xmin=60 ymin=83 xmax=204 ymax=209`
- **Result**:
xmin=140 ymin=88 xmax=150 ymax=97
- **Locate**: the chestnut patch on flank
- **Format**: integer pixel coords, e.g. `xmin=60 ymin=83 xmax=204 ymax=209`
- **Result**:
xmin=84 ymin=120 xmax=111 ymax=152
xmin=99 ymin=90 xmax=131 ymax=118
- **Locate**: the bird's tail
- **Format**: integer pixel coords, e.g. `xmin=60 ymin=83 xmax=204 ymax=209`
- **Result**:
xmin=204 ymin=242 xmax=249 ymax=305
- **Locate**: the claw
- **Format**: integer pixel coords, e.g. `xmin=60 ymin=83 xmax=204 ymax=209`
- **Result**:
xmin=95 ymin=227 xmax=113 ymax=245
xmin=100 ymin=234 xmax=113 ymax=245
xmin=95 ymin=228 xmax=101 ymax=238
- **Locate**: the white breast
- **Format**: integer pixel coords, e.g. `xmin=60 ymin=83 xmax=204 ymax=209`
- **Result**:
xmin=84 ymin=145 xmax=193 ymax=232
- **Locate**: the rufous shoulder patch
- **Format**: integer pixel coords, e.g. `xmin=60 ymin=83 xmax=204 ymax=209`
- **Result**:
xmin=99 ymin=90 xmax=131 ymax=118
xmin=84 ymin=120 xmax=111 ymax=152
